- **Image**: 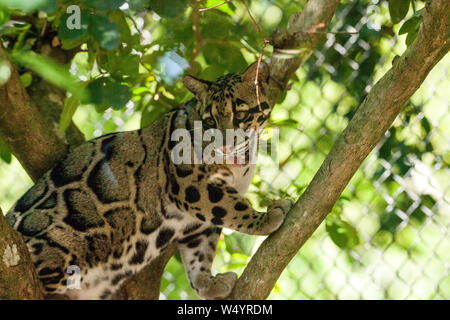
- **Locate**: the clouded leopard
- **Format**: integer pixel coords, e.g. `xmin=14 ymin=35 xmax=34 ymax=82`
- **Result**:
xmin=5 ymin=62 xmax=293 ymax=299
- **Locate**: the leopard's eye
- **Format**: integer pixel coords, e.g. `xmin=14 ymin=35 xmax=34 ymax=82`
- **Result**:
xmin=204 ymin=117 xmax=216 ymax=127
xmin=235 ymin=111 xmax=248 ymax=121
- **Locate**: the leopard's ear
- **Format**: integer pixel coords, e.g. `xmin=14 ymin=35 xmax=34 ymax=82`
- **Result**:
xmin=183 ymin=75 xmax=210 ymax=98
xmin=242 ymin=61 xmax=270 ymax=84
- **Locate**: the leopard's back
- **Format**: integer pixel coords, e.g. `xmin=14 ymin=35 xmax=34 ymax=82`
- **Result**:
xmin=6 ymin=116 xmax=171 ymax=298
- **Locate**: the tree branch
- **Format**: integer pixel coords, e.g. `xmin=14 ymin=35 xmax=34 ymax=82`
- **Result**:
xmin=30 ymin=42 xmax=85 ymax=148
xmin=0 ymin=41 xmax=84 ymax=298
xmin=268 ymin=0 xmax=341 ymax=106
xmin=113 ymin=244 xmax=177 ymax=299
xmin=0 ymin=208 xmax=44 ymax=299
xmin=227 ymin=0 xmax=450 ymax=300
xmin=0 ymin=44 xmax=71 ymax=182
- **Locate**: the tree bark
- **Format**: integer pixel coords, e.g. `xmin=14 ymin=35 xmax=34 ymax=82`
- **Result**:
xmin=227 ymin=0 xmax=450 ymax=299
xmin=28 ymin=41 xmax=85 ymax=148
xmin=0 ymin=208 xmax=44 ymax=299
xmin=113 ymin=244 xmax=178 ymax=299
xmin=268 ymin=0 xmax=341 ymax=106
xmin=0 ymin=44 xmax=71 ymax=182
xmin=0 ymin=44 xmax=82 ymax=299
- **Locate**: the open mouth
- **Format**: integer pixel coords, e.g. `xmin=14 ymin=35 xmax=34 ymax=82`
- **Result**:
xmin=222 ymin=145 xmax=248 ymax=167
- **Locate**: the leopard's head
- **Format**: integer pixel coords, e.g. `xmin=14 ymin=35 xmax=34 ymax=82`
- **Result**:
xmin=183 ymin=62 xmax=271 ymax=165
xmin=183 ymin=62 xmax=271 ymax=132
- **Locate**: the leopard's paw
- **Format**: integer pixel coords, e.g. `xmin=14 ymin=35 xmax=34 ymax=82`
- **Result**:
xmin=268 ymin=198 xmax=294 ymax=216
xmin=197 ymin=272 xmax=238 ymax=300
xmin=264 ymin=198 xmax=294 ymax=233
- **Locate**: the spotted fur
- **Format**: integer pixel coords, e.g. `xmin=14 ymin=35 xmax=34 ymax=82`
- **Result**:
xmin=6 ymin=62 xmax=293 ymax=299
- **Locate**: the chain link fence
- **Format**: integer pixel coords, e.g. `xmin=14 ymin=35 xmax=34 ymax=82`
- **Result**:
xmin=0 ymin=0 xmax=448 ymax=299
xmin=253 ymin=0 xmax=450 ymax=299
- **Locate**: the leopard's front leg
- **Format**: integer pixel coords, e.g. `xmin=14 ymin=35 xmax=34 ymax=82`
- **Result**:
xmin=175 ymin=164 xmax=294 ymax=236
xmin=178 ymin=227 xmax=237 ymax=299
xmin=205 ymin=193 xmax=293 ymax=235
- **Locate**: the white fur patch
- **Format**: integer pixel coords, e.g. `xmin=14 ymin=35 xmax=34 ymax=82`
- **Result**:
xmin=2 ymin=243 xmax=20 ymax=267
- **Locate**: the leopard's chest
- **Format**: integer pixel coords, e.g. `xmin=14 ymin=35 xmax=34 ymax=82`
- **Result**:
xmin=230 ymin=164 xmax=256 ymax=195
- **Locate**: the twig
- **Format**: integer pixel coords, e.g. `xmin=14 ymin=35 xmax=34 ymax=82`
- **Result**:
xmin=126 ymin=14 xmax=142 ymax=38
xmin=254 ymin=39 xmax=269 ymax=114
xmin=199 ymin=0 xmax=232 ymax=12
xmin=241 ymin=0 xmax=265 ymax=42
xmin=240 ymin=0 xmax=268 ymax=114
xmin=311 ymin=30 xmax=358 ymax=34
xmin=9 ymin=14 xmax=39 ymax=26
xmin=296 ymin=23 xmax=358 ymax=36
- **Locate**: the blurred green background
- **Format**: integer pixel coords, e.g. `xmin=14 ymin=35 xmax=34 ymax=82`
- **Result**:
xmin=0 ymin=0 xmax=448 ymax=299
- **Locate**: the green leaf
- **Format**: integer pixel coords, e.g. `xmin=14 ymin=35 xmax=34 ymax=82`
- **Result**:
xmin=270 ymin=119 xmax=300 ymax=128
xmin=40 ymin=0 xmax=56 ymax=13
xmin=388 ymin=0 xmax=410 ymax=24
xmin=88 ymin=0 xmax=126 ymax=10
xmin=326 ymin=214 xmax=360 ymax=249
xmin=141 ymin=100 xmax=169 ymax=127
xmin=83 ymin=77 xmax=107 ymax=104
xmin=60 ymin=38 xmax=85 ymax=50
xmin=102 ymin=51 xmax=140 ymax=78
xmin=11 ymin=50 xmax=83 ymax=97
xmin=88 ymin=14 xmax=120 ymax=50
xmin=0 ymin=136 xmax=11 ymax=164
xmin=277 ymin=90 xmax=287 ymax=104
xmin=149 ymin=0 xmax=188 ymax=18
xmin=83 ymin=77 xmax=131 ymax=110
xmin=108 ymin=10 xmax=133 ymax=44
xmin=205 ymin=0 xmax=234 ymax=15
xmin=223 ymin=46 xmax=247 ymax=72
xmin=87 ymin=38 xmax=99 ymax=70
xmin=420 ymin=117 xmax=431 ymax=135
xmin=105 ymin=80 xmax=132 ymax=110
xmin=128 ymin=0 xmax=148 ymax=11
xmin=173 ymin=251 xmax=182 ymax=263
xmin=199 ymin=65 xmax=225 ymax=81
xmin=60 ymin=95 xmax=80 ymax=132
xmin=0 ymin=7 xmax=9 ymax=25
xmin=133 ymin=87 xmax=150 ymax=95
xmin=58 ymin=9 xmax=89 ymax=40
xmin=398 ymin=16 xmax=421 ymax=35
xmin=413 ymin=7 xmax=424 ymax=17
xmin=0 ymin=0 xmax=50 ymax=13
xmin=19 ymin=72 xmax=32 ymax=87
xmin=405 ymin=28 xmax=419 ymax=46
xmin=94 ymin=101 xmax=109 ymax=113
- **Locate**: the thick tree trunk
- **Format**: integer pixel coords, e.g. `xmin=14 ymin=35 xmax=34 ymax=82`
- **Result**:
xmin=113 ymin=244 xmax=178 ymax=299
xmin=0 ymin=44 xmax=71 ymax=182
xmin=0 ymin=209 xmax=43 ymax=299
